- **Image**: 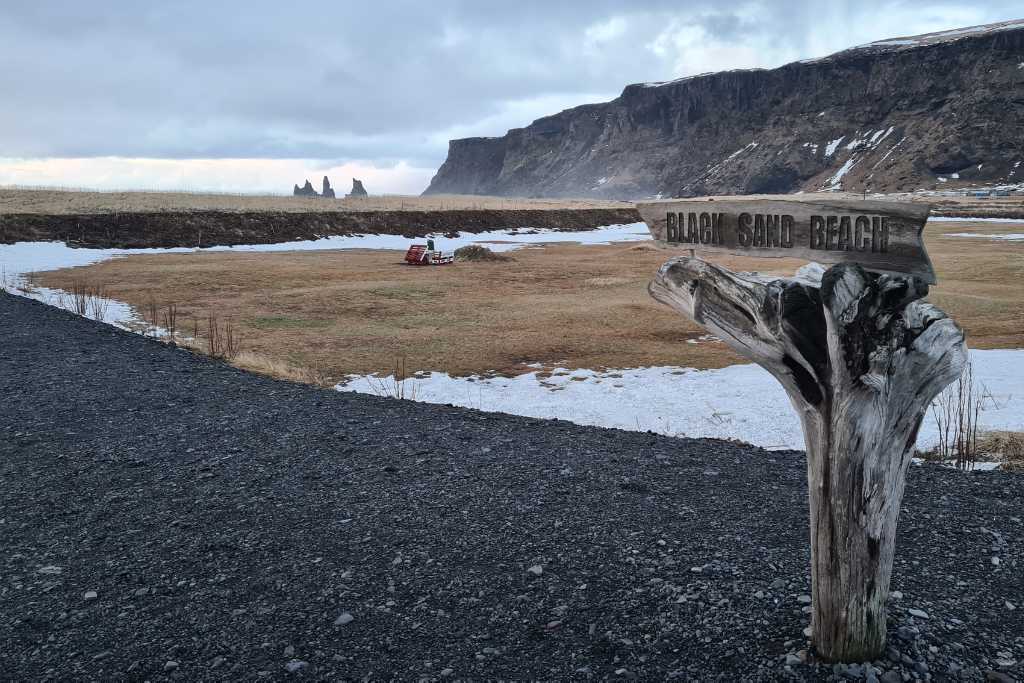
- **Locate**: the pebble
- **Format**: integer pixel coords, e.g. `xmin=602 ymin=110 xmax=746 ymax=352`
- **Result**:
xmin=797 ymin=594 xmax=812 ymax=604
xmin=527 ymin=565 xmax=544 ymax=576
xmin=898 ymin=625 xmax=919 ymax=641
xmin=284 ymin=660 xmax=308 ymax=673
xmin=37 ymin=566 xmax=62 ymax=575
xmin=83 ymin=590 xmax=98 ymax=601
xmin=1006 ymin=601 xmax=1016 ymax=610
xmin=991 ymin=556 xmax=1001 ymax=566
xmin=880 ymin=670 xmax=902 ymax=683
xmin=334 ymin=612 xmax=354 ymax=626
xmin=890 ymin=591 xmax=903 ymax=600
xmin=908 ymin=608 xmax=929 ymax=619
xmin=439 ymin=668 xmax=454 ymax=677
xmin=164 ymin=661 xmax=179 ymax=672
xmin=785 ymin=654 xmax=802 ymax=666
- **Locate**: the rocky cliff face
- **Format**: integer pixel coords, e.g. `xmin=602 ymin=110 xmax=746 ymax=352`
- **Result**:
xmin=424 ymin=20 xmax=1024 ymax=199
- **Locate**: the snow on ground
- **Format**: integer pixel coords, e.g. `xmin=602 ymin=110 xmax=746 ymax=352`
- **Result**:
xmin=930 ymin=216 xmax=1024 ymax=223
xmin=338 ymin=349 xmax=1024 ymax=453
xmin=0 ymin=223 xmax=651 ymax=282
xmin=824 ymin=137 xmax=845 ymax=156
xmin=944 ymin=233 xmax=1024 ymax=240
xmin=0 ymin=223 xmax=651 ymax=327
xmin=824 ymin=157 xmax=858 ymax=189
xmin=4 ymin=220 xmax=1024 ymax=456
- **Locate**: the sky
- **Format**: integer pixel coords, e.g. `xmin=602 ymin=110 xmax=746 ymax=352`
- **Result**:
xmin=1 ymin=1 xmax=1020 ymax=195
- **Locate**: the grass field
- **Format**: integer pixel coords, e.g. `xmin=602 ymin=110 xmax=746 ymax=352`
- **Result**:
xmin=36 ymin=218 xmax=1024 ymax=385
xmin=0 ymin=188 xmax=632 ymax=215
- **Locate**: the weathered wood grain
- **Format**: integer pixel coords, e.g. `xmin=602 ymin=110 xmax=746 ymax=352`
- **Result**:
xmin=637 ymin=196 xmax=936 ymax=283
xmin=649 ymin=256 xmax=967 ymax=662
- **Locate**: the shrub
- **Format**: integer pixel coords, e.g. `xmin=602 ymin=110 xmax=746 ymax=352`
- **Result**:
xmin=454 ymin=244 xmax=512 ymax=262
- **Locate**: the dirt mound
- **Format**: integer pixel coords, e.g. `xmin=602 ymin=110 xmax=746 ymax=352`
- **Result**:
xmin=454 ymin=244 xmax=512 ymax=262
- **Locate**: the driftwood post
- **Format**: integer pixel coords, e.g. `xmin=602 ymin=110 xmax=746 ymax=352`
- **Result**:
xmin=640 ymin=197 xmax=968 ymax=662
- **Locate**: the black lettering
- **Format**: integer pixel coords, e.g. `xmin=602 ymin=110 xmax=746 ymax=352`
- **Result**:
xmin=687 ymin=213 xmax=699 ymax=244
xmin=838 ymin=216 xmax=852 ymax=251
xmin=879 ymin=217 xmax=889 ymax=253
xmin=780 ymin=215 xmax=794 ymax=248
xmin=738 ymin=213 xmax=753 ymax=247
xmin=826 ymin=216 xmax=838 ymax=250
xmin=855 ymin=216 xmax=870 ymax=251
xmin=666 ymin=212 xmax=678 ymax=242
xmin=810 ymin=215 xmax=825 ymax=249
xmin=711 ymin=212 xmax=723 ymax=245
xmin=699 ymin=212 xmax=712 ymax=244
xmin=753 ymin=214 xmax=766 ymax=248
xmin=765 ymin=214 xmax=780 ymax=248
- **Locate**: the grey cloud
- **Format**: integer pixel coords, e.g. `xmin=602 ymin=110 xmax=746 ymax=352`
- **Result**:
xmin=1 ymin=0 xmax=1020 ymax=167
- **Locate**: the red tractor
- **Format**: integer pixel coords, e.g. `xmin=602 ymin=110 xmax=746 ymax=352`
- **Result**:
xmin=404 ymin=239 xmax=454 ymax=265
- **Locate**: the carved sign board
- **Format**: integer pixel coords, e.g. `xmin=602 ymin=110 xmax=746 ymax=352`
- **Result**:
xmin=637 ymin=196 xmax=936 ymax=284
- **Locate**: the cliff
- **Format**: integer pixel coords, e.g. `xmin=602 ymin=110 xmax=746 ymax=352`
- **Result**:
xmin=424 ymin=20 xmax=1024 ymax=199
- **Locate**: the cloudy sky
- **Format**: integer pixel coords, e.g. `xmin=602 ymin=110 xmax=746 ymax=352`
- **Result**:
xmin=1 ymin=1 xmax=1019 ymax=195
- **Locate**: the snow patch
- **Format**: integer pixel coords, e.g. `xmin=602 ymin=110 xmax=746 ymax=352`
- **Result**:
xmin=944 ymin=232 xmax=1024 ymax=240
xmin=824 ymin=157 xmax=859 ymax=189
xmin=871 ymin=39 xmax=917 ymax=46
xmin=0 ymin=224 xmax=653 ymax=330
xmin=727 ymin=142 xmax=758 ymax=160
xmin=825 ymin=137 xmax=845 ymax=157
xmin=337 ymin=350 xmax=1024 ymax=452
xmin=929 ymin=216 xmax=1024 ymax=223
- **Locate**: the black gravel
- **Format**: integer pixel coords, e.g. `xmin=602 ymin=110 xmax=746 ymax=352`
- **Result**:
xmin=1 ymin=291 xmax=1021 ymax=682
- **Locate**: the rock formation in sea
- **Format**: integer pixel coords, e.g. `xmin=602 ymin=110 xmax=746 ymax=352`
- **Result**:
xmin=293 ymin=180 xmax=318 ymax=197
xmin=322 ymin=176 xmax=336 ymax=199
xmin=347 ymin=179 xmax=368 ymax=197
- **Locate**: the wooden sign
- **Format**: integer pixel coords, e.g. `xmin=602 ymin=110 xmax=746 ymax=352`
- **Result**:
xmin=637 ymin=196 xmax=936 ymax=284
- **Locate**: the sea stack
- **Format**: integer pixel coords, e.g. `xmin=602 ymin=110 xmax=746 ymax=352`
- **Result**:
xmin=347 ymin=178 xmax=368 ymax=197
xmin=322 ymin=176 xmax=336 ymax=198
xmin=293 ymin=180 xmax=318 ymax=197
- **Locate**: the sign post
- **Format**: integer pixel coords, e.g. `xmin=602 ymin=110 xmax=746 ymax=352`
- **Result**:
xmin=640 ymin=196 xmax=967 ymax=663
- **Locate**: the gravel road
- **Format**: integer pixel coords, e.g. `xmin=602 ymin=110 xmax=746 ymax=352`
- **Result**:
xmin=1 ymin=291 xmax=1021 ymax=681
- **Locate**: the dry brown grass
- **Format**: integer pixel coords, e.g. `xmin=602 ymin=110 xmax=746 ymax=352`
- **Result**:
xmin=36 ymin=217 xmax=1024 ymax=384
xmin=976 ymin=431 xmax=1024 ymax=470
xmin=921 ymin=220 xmax=1024 ymax=349
xmin=0 ymin=188 xmax=632 ymax=215
xmin=232 ymin=350 xmax=332 ymax=387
